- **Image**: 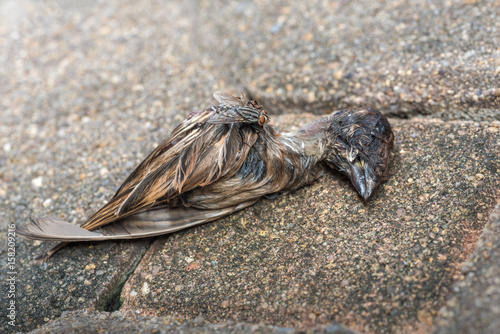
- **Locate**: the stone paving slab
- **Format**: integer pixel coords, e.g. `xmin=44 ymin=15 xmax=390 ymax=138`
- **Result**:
xmin=27 ymin=309 xmax=355 ymax=334
xmin=1 ymin=239 xmax=149 ymax=333
xmin=0 ymin=0 xmax=499 ymax=333
xmin=435 ymin=201 xmax=500 ymax=334
xmin=120 ymin=116 xmax=499 ymax=333
xmin=191 ymin=0 xmax=500 ymax=120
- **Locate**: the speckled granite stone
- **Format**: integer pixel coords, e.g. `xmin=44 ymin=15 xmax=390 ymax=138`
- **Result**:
xmin=0 ymin=1 xmax=237 ymax=332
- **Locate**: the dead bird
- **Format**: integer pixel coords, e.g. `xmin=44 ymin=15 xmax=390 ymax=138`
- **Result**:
xmin=19 ymin=94 xmax=394 ymax=261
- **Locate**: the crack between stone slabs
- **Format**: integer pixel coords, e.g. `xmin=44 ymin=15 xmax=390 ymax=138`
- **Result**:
xmin=240 ymin=91 xmax=424 ymax=120
xmin=95 ymin=239 xmax=153 ymax=312
xmin=243 ymin=87 xmax=500 ymax=121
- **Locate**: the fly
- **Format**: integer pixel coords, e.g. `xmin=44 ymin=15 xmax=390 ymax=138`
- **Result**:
xmin=208 ymin=97 xmax=269 ymax=126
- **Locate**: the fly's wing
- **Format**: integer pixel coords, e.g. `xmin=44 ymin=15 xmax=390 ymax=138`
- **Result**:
xmin=19 ymin=200 xmax=258 ymax=242
xmin=209 ymin=92 xmax=262 ymax=125
xmin=213 ymin=92 xmax=246 ymax=106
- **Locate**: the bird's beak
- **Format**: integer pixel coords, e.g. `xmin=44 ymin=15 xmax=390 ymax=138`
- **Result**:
xmin=349 ymin=160 xmax=378 ymax=200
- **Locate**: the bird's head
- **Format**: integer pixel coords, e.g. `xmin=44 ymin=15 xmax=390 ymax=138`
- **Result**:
xmin=295 ymin=108 xmax=394 ymax=200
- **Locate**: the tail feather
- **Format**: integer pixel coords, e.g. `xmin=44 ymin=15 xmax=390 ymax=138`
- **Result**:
xmin=19 ymin=217 xmax=104 ymax=241
xmin=20 ymin=201 xmax=257 ymax=243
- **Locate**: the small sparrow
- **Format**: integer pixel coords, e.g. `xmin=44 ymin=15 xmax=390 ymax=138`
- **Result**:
xmin=19 ymin=93 xmax=394 ymax=261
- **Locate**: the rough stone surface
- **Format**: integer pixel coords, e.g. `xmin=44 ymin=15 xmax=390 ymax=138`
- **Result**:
xmin=191 ymin=0 xmax=500 ymax=120
xmin=0 ymin=0 xmax=499 ymax=333
xmin=0 ymin=1 xmax=234 ymax=332
xmin=2 ymin=237 xmax=149 ymax=333
xmin=27 ymin=309 xmax=355 ymax=334
xmin=435 ymin=202 xmax=500 ymax=334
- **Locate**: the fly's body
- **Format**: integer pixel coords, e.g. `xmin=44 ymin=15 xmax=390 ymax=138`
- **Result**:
xmin=207 ymin=94 xmax=268 ymax=126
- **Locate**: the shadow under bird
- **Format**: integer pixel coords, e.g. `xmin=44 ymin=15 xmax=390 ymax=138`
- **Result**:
xmin=19 ymin=93 xmax=394 ymax=261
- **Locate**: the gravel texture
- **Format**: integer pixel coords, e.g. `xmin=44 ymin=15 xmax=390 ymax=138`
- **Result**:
xmin=3 ymin=238 xmax=149 ymax=333
xmin=0 ymin=0 xmax=499 ymax=333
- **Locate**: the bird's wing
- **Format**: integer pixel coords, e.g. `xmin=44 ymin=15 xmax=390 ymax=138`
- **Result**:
xmin=76 ymin=108 xmax=259 ymax=231
xmin=113 ymin=109 xmax=210 ymax=196
xmin=19 ymin=200 xmax=258 ymax=242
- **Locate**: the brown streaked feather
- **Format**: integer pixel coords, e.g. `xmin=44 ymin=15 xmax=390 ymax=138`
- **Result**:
xmin=112 ymin=112 xmax=207 ymax=196
xmin=80 ymin=110 xmax=259 ymax=231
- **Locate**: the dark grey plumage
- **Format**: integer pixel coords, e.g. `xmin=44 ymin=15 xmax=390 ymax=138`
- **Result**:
xmin=19 ymin=94 xmax=394 ymax=261
xmin=295 ymin=108 xmax=394 ymax=200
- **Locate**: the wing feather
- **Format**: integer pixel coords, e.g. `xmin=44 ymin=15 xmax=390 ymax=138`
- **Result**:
xmin=79 ymin=108 xmax=259 ymax=231
xmin=19 ymin=200 xmax=258 ymax=242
